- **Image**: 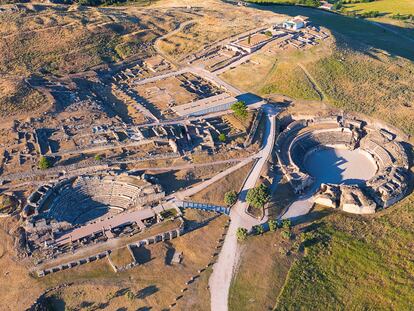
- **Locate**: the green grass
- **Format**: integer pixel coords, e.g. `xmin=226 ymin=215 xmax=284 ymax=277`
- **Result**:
xmin=275 ymin=194 xmax=414 ymax=310
xmin=307 ymin=49 xmax=414 ymax=135
xmin=248 ymin=0 xmax=297 ymax=4
xmin=260 ymin=62 xmax=322 ymax=101
xmin=343 ymin=0 xmax=414 ymax=16
xmin=229 ymin=231 xmax=297 ymax=311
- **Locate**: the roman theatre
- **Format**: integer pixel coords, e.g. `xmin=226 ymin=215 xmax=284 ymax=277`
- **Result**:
xmin=276 ymin=115 xmax=410 ymax=214
xmin=23 ymin=173 xmax=166 ymax=257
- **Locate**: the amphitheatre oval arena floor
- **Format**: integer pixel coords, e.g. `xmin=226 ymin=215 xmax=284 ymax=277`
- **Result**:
xmin=304 ymin=147 xmax=378 ymax=186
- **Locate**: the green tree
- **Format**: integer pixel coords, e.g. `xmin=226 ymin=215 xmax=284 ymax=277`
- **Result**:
xmin=126 ymin=290 xmax=135 ymax=301
xmin=296 ymin=0 xmax=321 ymax=7
xmin=281 ymin=219 xmax=292 ymax=229
xmin=231 ymin=101 xmax=248 ymax=119
xmin=246 ymin=184 xmax=270 ymax=209
xmin=218 ymin=133 xmax=227 ymax=142
xmin=236 ymin=227 xmax=248 ymax=241
xmin=38 ymin=156 xmax=51 ymax=170
xmin=281 ymin=229 xmax=291 ymax=240
xmin=268 ymin=219 xmax=278 ymax=232
xmin=94 ymin=154 xmax=102 ymax=161
xmin=224 ymin=190 xmax=238 ymax=206
xmin=253 ymin=224 xmax=264 ymax=235
xmin=333 ymin=1 xmax=343 ymax=10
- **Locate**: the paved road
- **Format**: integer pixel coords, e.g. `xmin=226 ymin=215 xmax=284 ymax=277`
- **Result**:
xmin=209 ymin=104 xmax=278 ymax=311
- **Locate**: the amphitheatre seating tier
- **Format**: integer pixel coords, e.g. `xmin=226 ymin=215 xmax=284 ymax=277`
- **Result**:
xmin=388 ymin=141 xmax=409 ymax=169
xmin=367 ymin=166 xmax=408 ymax=207
xmin=360 ymin=138 xmax=393 ymax=168
xmin=279 ymin=124 xmax=353 ymax=171
xmin=34 ymin=175 xmax=164 ymax=226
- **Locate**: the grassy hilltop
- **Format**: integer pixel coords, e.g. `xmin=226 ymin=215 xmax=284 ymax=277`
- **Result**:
xmin=230 ymin=193 xmax=414 ymax=311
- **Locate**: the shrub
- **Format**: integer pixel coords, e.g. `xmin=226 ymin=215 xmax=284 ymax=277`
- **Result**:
xmin=236 ymin=227 xmax=248 ymax=241
xmin=281 ymin=229 xmax=291 ymax=240
xmin=253 ymin=224 xmax=265 ymax=235
xmin=246 ymin=184 xmax=270 ymax=209
xmin=38 ymin=156 xmax=51 ymax=170
xmin=333 ymin=1 xmax=343 ymax=10
xmin=281 ymin=219 xmax=292 ymax=229
xmin=224 ymin=190 xmax=238 ymax=206
xmin=126 ymin=290 xmax=135 ymax=301
xmin=218 ymin=133 xmax=227 ymax=142
xmin=94 ymin=154 xmax=102 ymax=161
xmin=268 ymin=219 xmax=278 ymax=232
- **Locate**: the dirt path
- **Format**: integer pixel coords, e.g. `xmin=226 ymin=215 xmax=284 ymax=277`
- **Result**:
xmin=298 ymin=63 xmax=325 ymax=101
xmin=154 ymin=20 xmax=196 ymax=67
xmin=209 ymin=104 xmax=279 ymax=311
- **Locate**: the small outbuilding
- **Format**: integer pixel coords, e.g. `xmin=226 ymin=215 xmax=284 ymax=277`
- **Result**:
xmin=283 ymin=16 xmax=309 ymax=31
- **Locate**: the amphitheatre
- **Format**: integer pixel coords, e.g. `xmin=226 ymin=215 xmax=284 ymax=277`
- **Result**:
xmin=276 ymin=115 xmax=410 ymax=214
xmin=0 ymin=0 xmax=413 ymax=310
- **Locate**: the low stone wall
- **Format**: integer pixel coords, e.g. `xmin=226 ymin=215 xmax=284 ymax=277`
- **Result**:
xmin=37 ymin=251 xmax=110 ymax=277
xmin=36 ymin=226 xmax=185 ymax=277
xmin=128 ymin=227 xmax=184 ymax=248
xmin=107 ymin=246 xmax=139 ymax=273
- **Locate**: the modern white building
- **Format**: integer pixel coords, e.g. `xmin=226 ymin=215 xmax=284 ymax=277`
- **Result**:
xmin=282 ymin=15 xmax=309 ymax=31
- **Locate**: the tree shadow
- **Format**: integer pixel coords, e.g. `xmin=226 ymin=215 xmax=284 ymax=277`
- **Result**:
xmin=136 ymin=285 xmax=159 ymax=299
xmin=291 ymin=207 xmax=332 ymax=226
xmin=184 ymin=213 xmax=220 ymax=232
xmin=114 ymin=288 xmax=130 ymax=298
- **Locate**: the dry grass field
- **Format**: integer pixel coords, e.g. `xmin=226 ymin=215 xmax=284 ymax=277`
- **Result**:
xmin=0 ymin=210 xmax=227 ymax=310
xmin=229 ymin=229 xmax=298 ymax=311
xmin=221 ymin=22 xmax=414 ymax=136
xmin=0 ymin=76 xmax=51 ymax=117
xmin=307 ymin=49 xmax=414 ymax=135
xmin=220 ymin=33 xmax=333 ymax=99
xmin=0 ymin=4 xmax=187 ymax=76
xmin=156 ymin=4 xmax=278 ymax=60
xmin=190 ymin=161 xmax=255 ymax=205
xmin=0 ymin=0 xmax=413 ymax=309
xmin=154 ymin=162 xmax=234 ymax=194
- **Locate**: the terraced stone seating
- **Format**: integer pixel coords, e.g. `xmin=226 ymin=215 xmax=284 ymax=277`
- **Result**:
xmin=361 ymin=139 xmax=393 ymax=168
xmin=39 ymin=175 xmax=164 ymax=225
xmin=282 ymin=127 xmax=353 ymax=170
